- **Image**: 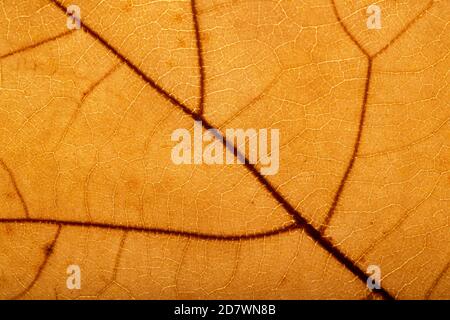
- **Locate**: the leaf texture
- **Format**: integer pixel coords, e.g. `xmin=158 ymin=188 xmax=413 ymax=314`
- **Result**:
xmin=0 ymin=0 xmax=449 ymax=299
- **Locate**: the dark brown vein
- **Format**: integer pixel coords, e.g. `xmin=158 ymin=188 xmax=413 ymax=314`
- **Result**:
xmin=41 ymin=0 xmax=397 ymax=300
xmin=319 ymin=59 xmax=372 ymax=233
xmin=0 ymin=159 xmax=30 ymax=218
xmin=0 ymin=218 xmax=299 ymax=241
xmin=330 ymin=0 xmax=370 ymax=57
xmin=191 ymin=0 xmax=206 ymax=115
xmin=330 ymin=0 xmax=434 ymax=59
xmin=12 ymin=225 xmax=62 ymax=300
xmin=373 ymin=1 xmax=434 ymax=58
xmin=319 ymin=0 xmax=372 ymax=232
xmin=0 ymin=30 xmax=74 ymax=60
xmin=321 ymin=0 xmax=436 ymax=231
xmin=425 ymin=260 xmax=450 ymax=299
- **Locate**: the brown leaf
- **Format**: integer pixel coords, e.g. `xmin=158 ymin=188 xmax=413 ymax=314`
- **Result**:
xmin=0 ymin=0 xmax=448 ymax=299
